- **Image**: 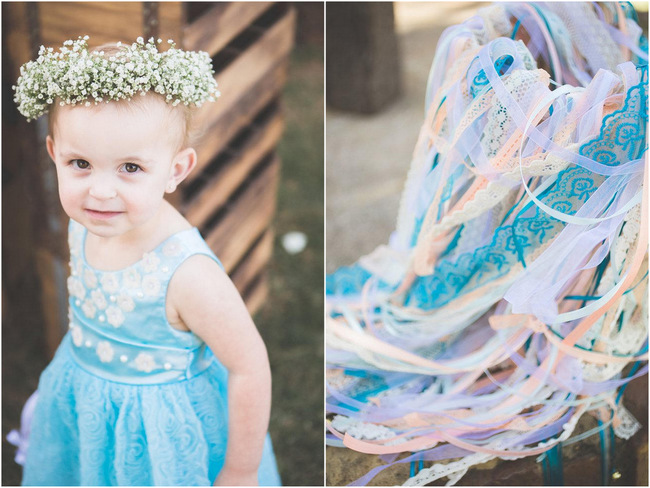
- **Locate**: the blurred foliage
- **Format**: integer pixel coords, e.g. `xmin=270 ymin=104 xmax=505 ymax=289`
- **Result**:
xmin=255 ymin=42 xmax=324 ymax=486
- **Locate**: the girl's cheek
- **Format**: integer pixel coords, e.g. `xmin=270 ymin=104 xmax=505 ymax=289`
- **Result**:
xmin=58 ymin=179 xmax=85 ymax=208
xmin=58 ymin=179 xmax=79 ymax=198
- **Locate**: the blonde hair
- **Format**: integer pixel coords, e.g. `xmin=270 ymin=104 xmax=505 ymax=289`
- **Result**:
xmin=47 ymin=42 xmax=199 ymax=151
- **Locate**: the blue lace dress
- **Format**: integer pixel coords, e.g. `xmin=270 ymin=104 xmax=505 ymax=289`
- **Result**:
xmin=22 ymin=219 xmax=282 ymax=486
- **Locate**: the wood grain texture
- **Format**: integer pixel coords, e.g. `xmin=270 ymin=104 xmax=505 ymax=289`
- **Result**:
xmin=205 ymin=156 xmax=279 ymax=272
xmin=35 ymin=249 xmax=67 ymax=357
xmin=184 ymin=109 xmax=284 ymax=227
xmin=242 ymin=271 xmax=269 ymax=316
xmin=3 ymin=2 xmax=33 ymax=78
xmin=39 ymin=3 xmax=144 ymax=47
xmin=189 ymin=59 xmax=288 ymax=182
xmin=158 ymin=2 xmax=183 ymax=46
xmin=231 ymin=229 xmax=274 ymax=293
xmin=326 ymin=3 xmax=401 ymax=113
xmin=191 ymin=7 xmax=295 ymax=144
xmin=183 ymin=2 xmax=274 ymax=56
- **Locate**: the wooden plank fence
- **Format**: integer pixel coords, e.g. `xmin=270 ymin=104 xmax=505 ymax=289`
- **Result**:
xmin=2 ymin=2 xmax=295 ymax=356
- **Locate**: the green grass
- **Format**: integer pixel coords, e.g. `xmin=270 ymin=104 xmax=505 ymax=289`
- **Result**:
xmin=254 ymin=43 xmax=324 ymax=486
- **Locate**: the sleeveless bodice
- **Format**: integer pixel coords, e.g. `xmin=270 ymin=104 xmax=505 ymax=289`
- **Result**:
xmin=65 ymin=219 xmax=222 ymax=385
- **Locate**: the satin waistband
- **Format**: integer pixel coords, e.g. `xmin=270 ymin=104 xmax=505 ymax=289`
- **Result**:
xmin=64 ymin=330 xmax=215 ymax=386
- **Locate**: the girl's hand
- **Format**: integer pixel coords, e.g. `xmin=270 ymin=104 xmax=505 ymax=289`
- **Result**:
xmin=214 ymin=467 xmax=258 ymax=486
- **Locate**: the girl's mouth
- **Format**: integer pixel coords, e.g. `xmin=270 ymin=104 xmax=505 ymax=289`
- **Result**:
xmin=85 ymin=209 xmax=123 ymax=220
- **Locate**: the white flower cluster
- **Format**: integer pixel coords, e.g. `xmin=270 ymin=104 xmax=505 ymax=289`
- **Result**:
xmin=13 ymin=36 xmax=220 ymax=121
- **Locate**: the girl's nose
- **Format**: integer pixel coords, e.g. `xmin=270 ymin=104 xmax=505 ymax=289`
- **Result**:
xmin=88 ymin=176 xmax=117 ymax=200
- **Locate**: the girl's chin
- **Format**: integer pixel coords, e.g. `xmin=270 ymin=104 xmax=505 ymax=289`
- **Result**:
xmin=83 ymin=224 xmax=127 ymax=239
xmin=65 ymin=208 xmax=160 ymax=237
xmin=80 ymin=216 xmax=156 ymax=239
xmin=75 ymin=213 xmax=127 ymax=236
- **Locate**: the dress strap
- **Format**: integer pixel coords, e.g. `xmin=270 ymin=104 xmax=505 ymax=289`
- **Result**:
xmin=161 ymin=228 xmax=224 ymax=276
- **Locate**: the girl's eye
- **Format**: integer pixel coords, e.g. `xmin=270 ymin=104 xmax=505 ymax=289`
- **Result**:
xmin=70 ymin=159 xmax=90 ymax=170
xmin=123 ymin=163 xmax=141 ymax=174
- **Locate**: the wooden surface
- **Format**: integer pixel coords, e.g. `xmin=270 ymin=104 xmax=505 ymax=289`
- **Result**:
xmin=181 ymin=3 xmax=295 ymax=313
xmin=3 ymin=2 xmax=183 ymax=76
xmin=242 ymin=272 xmax=269 ymax=317
xmin=184 ymin=107 xmax=284 ymax=227
xmin=39 ymin=3 xmax=143 ymax=47
xmin=157 ymin=2 xmax=183 ymax=44
xmin=205 ymin=155 xmax=280 ymax=273
xmin=183 ymin=2 xmax=274 ymax=56
xmin=326 ymin=2 xmax=401 ymax=113
xmin=191 ymin=58 xmax=289 ymax=183
xmin=191 ymin=6 xmax=295 ymax=160
xmin=231 ymin=229 xmax=274 ymax=291
xmin=3 ymin=3 xmax=32 ymax=79
xmin=35 ymin=249 xmax=67 ymax=353
xmin=39 ymin=2 xmax=183 ymax=52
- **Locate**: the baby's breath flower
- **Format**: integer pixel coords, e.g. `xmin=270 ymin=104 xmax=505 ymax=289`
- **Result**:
xmin=13 ymin=36 xmax=220 ymax=121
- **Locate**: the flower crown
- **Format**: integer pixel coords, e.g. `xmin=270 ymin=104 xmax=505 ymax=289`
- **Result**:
xmin=13 ymin=36 xmax=220 ymax=121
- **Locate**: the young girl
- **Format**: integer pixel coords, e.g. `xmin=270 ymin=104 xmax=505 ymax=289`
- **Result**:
xmin=12 ymin=36 xmax=282 ymax=486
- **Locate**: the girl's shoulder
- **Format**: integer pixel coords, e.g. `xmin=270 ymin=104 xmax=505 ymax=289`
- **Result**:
xmin=166 ymin=251 xmax=248 ymax=343
xmin=164 ymin=241 xmax=232 ymax=336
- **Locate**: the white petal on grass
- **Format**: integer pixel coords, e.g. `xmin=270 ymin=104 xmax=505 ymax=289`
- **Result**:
xmin=282 ymin=232 xmax=308 ymax=255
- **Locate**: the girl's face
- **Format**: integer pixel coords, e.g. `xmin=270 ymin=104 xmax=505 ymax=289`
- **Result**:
xmin=47 ymin=99 xmax=192 ymax=240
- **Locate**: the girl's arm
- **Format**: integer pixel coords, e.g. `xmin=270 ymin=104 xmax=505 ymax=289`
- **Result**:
xmin=168 ymin=254 xmax=271 ymax=486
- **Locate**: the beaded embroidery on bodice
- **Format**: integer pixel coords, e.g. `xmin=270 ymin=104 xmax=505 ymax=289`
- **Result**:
xmin=66 ymin=219 xmax=221 ymax=385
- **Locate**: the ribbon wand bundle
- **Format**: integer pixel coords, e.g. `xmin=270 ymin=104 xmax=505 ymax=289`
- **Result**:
xmin=326 ymin=3 xmax=648 ymax=485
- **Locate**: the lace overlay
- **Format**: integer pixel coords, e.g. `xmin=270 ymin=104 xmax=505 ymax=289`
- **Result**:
xmin=613 ymin=405 xmax=641 ymax=440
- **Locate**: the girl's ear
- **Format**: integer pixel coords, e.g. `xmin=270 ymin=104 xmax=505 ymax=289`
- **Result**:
xmin=166 ymin=147 xmax=197 ymax=194
xmin=46 ymin=135 xmax=56 ymax=163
